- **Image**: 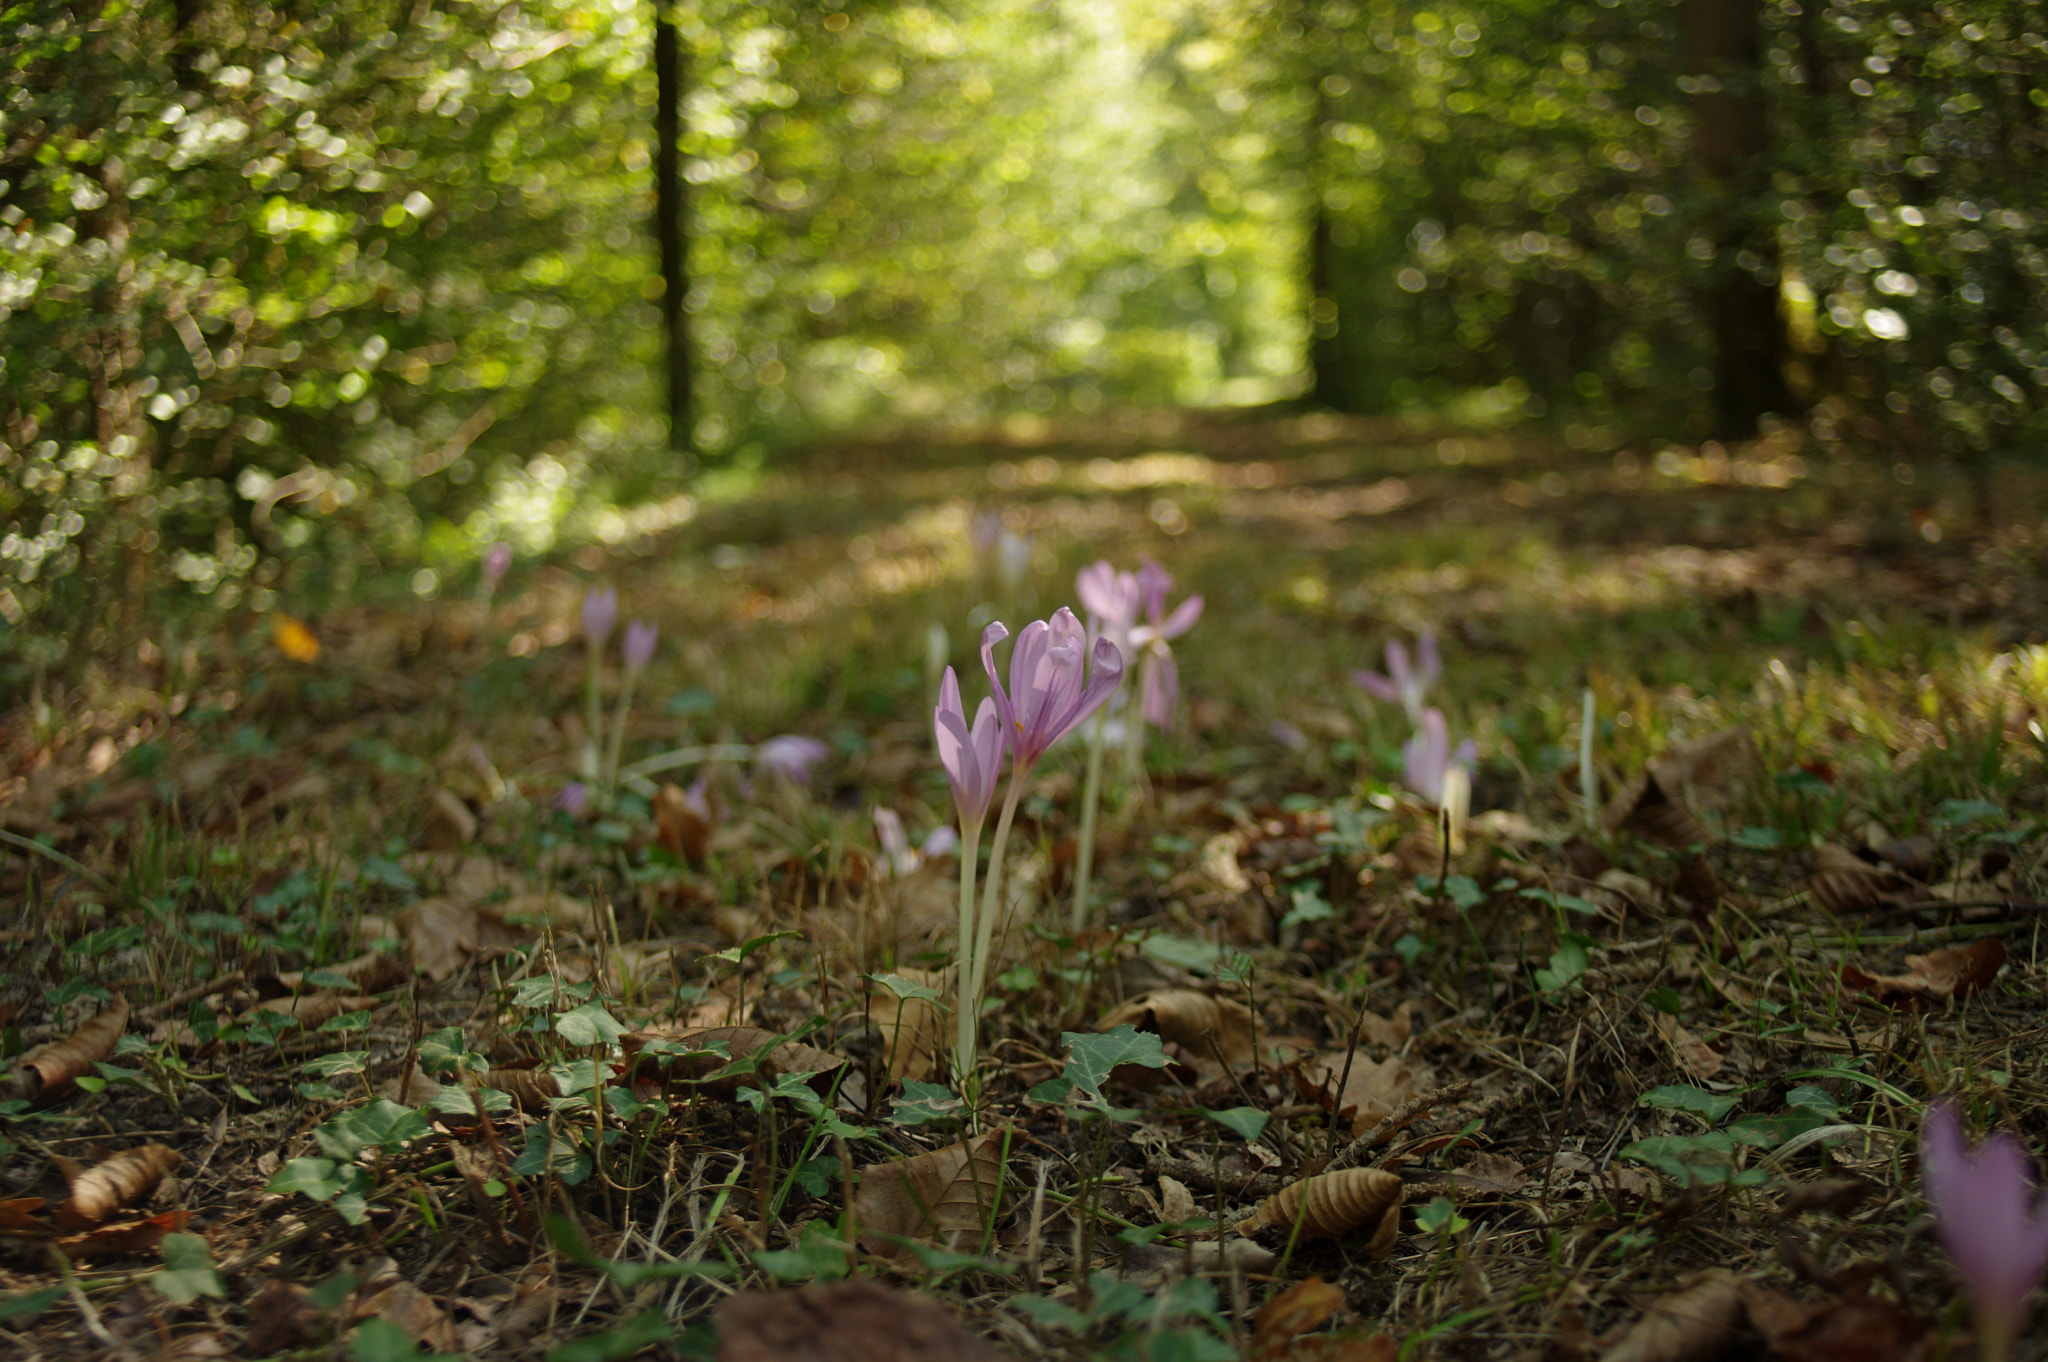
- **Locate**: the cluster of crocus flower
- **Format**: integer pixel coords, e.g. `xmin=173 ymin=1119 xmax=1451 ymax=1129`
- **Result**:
xmin=574 ymin=587 xmax=659 ymax=800
xmin=1070 ymin=558 xmax=1202 ymax=929
xmin=1922 ymin=1101 xmax=2048 ymax=1362
xmin=934 ymin=607 xmax=1122 ymax=1091
xmin=1355 ymin=628 xmax=1473 ymax=846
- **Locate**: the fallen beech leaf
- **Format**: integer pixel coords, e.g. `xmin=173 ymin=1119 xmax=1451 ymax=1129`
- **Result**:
xmin=54 ymin=1208 xmax=189 ymax=1259
xmin=1839 ymin=938 xmax=2005 ymax=1008
xmin=1775 ymin=1178 xmax=1872 ymax=1218
xmin=1449 ymin=1152 xmax=1528 ymax=1197
xmin=243 ymin=1279 xmax=324 ymax=1356
xmin=1651 ymin=1014 xmax=1725 ymax=1081
xmin=1235 ymin=1168 xmax=1403 ymax=1247
xmin=1157 ymin=1175 xmax=1199 ymax=1223
xmin=716 ymin=1278 xmax=1008 ymax=1362
xmin=0 ymin=1197 xmax=50 ymax=1234
xmin=854 ymin=1127 xmax=1009 ymax=1266
xmin=622 ymin=1025 xmax=844 ymax=1096
xmin=654 ymin=780 xmax=715 ymax=862
xmin=248 ymin=993 xmax=381 ymax=1027
xmin=1736 ymin=1280 xmax=1929 ymax=1362
xmin=1253 ymin=1276 xmax=1346 ymax=1360
xmin=55 ymin=1144 xmax=184 ymax=1229
xmin=1097 ymin=989 xmax=1257 ymax=1072
xmin=266 ymin=949 xmax=410 ymax=997
xmin=1602 ymin=768 xmax=1707 ymax=848
xmin=12 ymin=996 xmax=129 ymax=1101
xmin=423 ymin=788 xmax=479 ymax=851
xmin=867 ymin=969 xmax=948 ymax=1083
xmin=1302 ymin=1052 xmax=1431 ymax=1136
xmin=354 ymin=1280 xmax=459 ymax=1355
xmin=478 ymin=1068 xmax=562 ymax=1113
xmin=1597 ymin=1269 xmax=1744 ymax=1362
xmin=1809 ymin=844 xmax=1916 ymax=915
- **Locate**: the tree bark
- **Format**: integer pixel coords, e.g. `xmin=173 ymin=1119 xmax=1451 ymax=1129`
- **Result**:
xmin=1686 ymin=0 xmax=1796 ymax=438
xmin=653 ymin=3 xmax=692 ymax=456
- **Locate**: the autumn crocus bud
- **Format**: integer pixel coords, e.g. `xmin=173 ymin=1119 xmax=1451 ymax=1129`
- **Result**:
xmin=582 ymin=588 xmax=618 ymax=650
xmin=623 ymin=620 xmax=658 ymax=675
xmin=1923 ymin=1101 xmax=2048 ymax=1362
xmin=481 ymin=542 xmax=512 ymax=595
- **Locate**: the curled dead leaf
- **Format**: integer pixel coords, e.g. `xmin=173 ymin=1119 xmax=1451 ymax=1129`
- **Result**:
xmin=1839 ymin=937 xmax=2005 ymax=1008
xmin=423 ymin=787 xmax=479 ymax=851
xmin=853 ymin=1127 xmax=1009 ymax=1266
xmin=55 ymin=1143 xmax=184 ymax=1229
xmin=621 ymin=1025 xmax=844 ymax=1096
xmin=1097 ymin=989 xmax=1257 ymax=1072
xmin=1253 ymin=1277 xmax=1346 ymax=1360
xmin=1301 ymin=1052 xmax=1431 ymax=1136
xmin=1650 ymin=1013 xmax=1725 ymax=1081
xmin=53 ymin=1208 xmax=189 ymax=1259
xmin=12 ymin=996 xmax=129 ymax=1102
xmin=248 ymin=993 xmax=381 ymax=1028
xmin=1234 ymin=1167 xmax=1403 ymax=1248
xmin=478 ymin=1068 xmax=563 ymax=1114
xmin=654 ymin=780 xmax=716 ymax=862
xmin=1598 ymin=1269 xmax=1744 ymax=1362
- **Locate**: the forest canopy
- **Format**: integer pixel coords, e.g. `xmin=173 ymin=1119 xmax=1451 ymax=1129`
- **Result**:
xmin=3 ymin=0 xmax=2046 ymax=667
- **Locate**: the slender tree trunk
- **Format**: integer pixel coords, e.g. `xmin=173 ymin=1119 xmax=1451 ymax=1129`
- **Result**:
xmin=1306 ymin=81 xmax=1358 ymax=412
xmin=653 ymin=3 xmax=692 ymax=456
xmin=1686 ymin=0 xmax=1795 ymax=438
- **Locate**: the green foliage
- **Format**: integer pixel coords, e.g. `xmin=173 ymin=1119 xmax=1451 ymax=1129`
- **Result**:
xmin=150 ymin=1232 xmax=226 ymax=1305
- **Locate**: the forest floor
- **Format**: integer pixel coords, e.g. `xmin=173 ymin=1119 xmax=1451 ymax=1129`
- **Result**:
xmin=3 ymin=408 xmax=2048 ymax=1361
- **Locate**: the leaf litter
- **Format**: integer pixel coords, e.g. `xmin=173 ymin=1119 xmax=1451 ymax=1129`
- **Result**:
xmin=2 ymin=418 xmax=2047 ymax=1358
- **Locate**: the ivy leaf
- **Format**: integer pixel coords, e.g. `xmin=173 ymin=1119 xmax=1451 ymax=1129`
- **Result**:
xmin=1059 ymin=1025 xmax=1167 ymax=1103
xmin=151 ymin=1232 xmax=226 ymax=1304
xmin=554 ymin=1002 xmax=627 ymax=1048
xmin=1203 ymin=1106 xmax=1270 ymax=1144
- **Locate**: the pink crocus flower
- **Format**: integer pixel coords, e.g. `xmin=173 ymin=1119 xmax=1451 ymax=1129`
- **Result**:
xmin=1354 ymin=629 xmax=1440 ymax=726
xmin=582 ymin=587 xmax=619 ymax=650
xmin=1130 ymin=561 xmax=1202 ymax=729
xmin=1923 ymin=1101 xmax=2048 ymax=1361
xmin=554 ymin=782 xmax=589 ymax=816
xmin=622 ymin=620 xmax=659 ymax=675
xmin=481 ymin=542 xmax=512 ymax=596
xmin=934 ymin=666 xmax=1005 ymax=828
xmin=980 ymin=608 xmax=1124 ymax=769
xmin=1402 ymin=707 xmax=1476 ymax=809
xmin=1076 ymin=561 xmax=1141 ymax=645
xmin=755 ymin=734 xmax=830 ymax=784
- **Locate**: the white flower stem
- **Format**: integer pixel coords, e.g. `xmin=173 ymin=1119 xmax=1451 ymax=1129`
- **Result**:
xmin=1579 ymin=687 xmax=1598 ymax=831
xmin=951 ymin=816 xmax=984 ymax=1089
xmin=964 ymin=773 xmax=1026 ymax=1096
xmin=582 ymin=644 xmax=604 ymax=781
xmin=603 ymin=670 xmax=641 ymax=795
xmin=1071 ymin=708 xmax=1108 ymax=935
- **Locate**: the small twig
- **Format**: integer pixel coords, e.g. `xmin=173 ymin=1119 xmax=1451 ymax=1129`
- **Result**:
xmin=49 ymin=1247 xmax=138 ymax=1361
xmin=1325 ymin=1079 xmax=1475 ymax=1174
xmin=138 ymin=970 xmax=248 ymax=1021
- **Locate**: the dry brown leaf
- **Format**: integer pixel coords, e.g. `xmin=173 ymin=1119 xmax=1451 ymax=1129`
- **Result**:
xmin=12 ymin=996 xmax=129 ymax=1102
xmin=622 ymin=1025 xmax=844 ymax=1096
xmin=715 ymin=1278 xmax=1009 ymax=1362
xmin=654 ymin=781 xmax=715 ymax=862
xmin=54 ymin=1208 xmax=188 ymax=1259
xmin=1651 ymin=1013 xmax=1725 ymax=1081
xmin=1234 ymin=1168 xmax=1403 ymax=1246
xmin=400 ymin=852 xmax=529 ymax=901
xmin=1602 ymin=768 xmax=1707 ymax=847
xmin=248 ymin=993 xmax=381 ymax=1027
xmin=1449 ymin=1152 xmax=1528 ymax=1198
xmin=1253 ymin=1276 xmax=1346 ymax=1360
xmin=394 ymin=896 xmax=486 ymax=981
xmin=1157 ymin=1175 xmax=1199 ymax=1223
xmin=244 ymin=1279 xmax=324 ymax=1356
xmin=423 ymin=787 xmax=479 ymax=851
xmin=1597 ymin=1269 xmax=1744 ymax=1362
xmin=853 ymin=1128 xmax=1009 ymax=1266
xmin=55 ymin=1144 xmax=184 ymax=1229
xmin=1352 ymin=1001 xmax=1415 ymax=1050
xmin=478 ymin=1068 xmax=563 ymax=1114
xmin=1647 ymin=728 xmax=1753 ymax=797
xmin=354 ymin=1280 xmax=459 ymax=1355
xmin=1302 ymin=1052 xmax=1431 ymax=1136
xmin=1775 ymin=1178 xmax=1872 ymax=1218
xmin=1839 ymin=937 xmax=2005 ymax=1008
xmin=868 ymin=969 xmax=948 ymax=1083
xmin=1809 ymin=843 xmax=1916 ymax=915
xmin=267 ymin=949 xmax=410 ymax=997
xmin=1097 ymin=989 xmax=1257 ymax=1071
xmin=1202 ymin=833 xmax=1252 ymax=892
xmin=0 ymin=1197 xmax=50 ymax=1234
xmin=1736 ymin=1281 xmax=1930 ymax=1362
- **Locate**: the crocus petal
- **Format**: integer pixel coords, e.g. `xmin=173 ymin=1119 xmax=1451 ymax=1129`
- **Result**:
xmin=1353 ymin=670 xmax=1401 ymax=703
xmin=1154 ymin=592 xmax=1204 ymax=639
xmin=920 ymin=825 xmax=960 ymax=860
xmin=1924 ymin=1101 xmax=2048 ymax=1346
xmin=1416 ymin=628 xmax=1442 ymax=690
xmin=756 ymin=734 xmax=829 ymax=783
xmin=481 ymin=542 xmax=512 ymax=590
xmin=1142 ymin=648 xmax=1179 ymax=729
xmin=935 ymin=667 xmax=1004 ymax=825
xmin=582 ymin=588 xmax=618 ymax=649
xmin=1076 ymin=561 xmax=1137 ymax=629
xmin=554 ymin=782 xmax=589 ymax=816
xmin=1403 ymin=708 xmax=1451 ymax=806
xmin=979 ymin=620 xmax=1015 ymax=737
xmin=623 ymin=620 xmax=659 ymax=673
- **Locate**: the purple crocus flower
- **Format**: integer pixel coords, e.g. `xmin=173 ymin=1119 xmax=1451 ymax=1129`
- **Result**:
xmin=755 ymin=734 xmax=830 ymax=784
xmin=980 ymin=608 xmax=1123 ymax=769
xmin=934 ymin=666 xmax=1005 ymax=827
xmin=1923 ymin=1101 xmax=2048 ymax=1361
xmin=1076 ymin=561 xmax=1140 ymax=642
xmin=919 ymin=825 xmax=960 ymax=861
xmin=622 ymin=620 xmax=659 ymax=675
xmin=554 ymin=782 xmax=589 ymax=816
xmin=481 ymin=542 xmax=512 ymax=595
xmin=1354 ymin=629 xmax=1440 ymax=726
xmin=874 ymin=807 xmax=917 ymax=878
xmin=1402 ymin=707 xmax=1476 ymax=809
xmin=582 ymin=587 xmax=619 ymax=650
xmin=1129 ymin=561 xmax=1202 ymax=729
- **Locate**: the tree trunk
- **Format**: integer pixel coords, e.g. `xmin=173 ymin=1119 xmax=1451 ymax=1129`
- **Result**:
xmin=1685 ymin=0 xmax=1795 ymax=438
xmin=653 ymin=3 xmax=692 ymax=456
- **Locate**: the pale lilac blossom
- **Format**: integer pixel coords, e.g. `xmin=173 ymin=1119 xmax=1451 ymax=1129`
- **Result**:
xmin=1354 ymin=629 xmax=1440 ymax=726
xmin=1129 ymin=561 xmax=1202 ymax=729
xmin=919 ymin=825 xmax=959 ymax=861
xmin=875 ymin=807 xmax=918 ymax=878
xmin=481 ymin=542 xmax=512 ymax=595
xmin=934 ymin=666 xmax=1005 ymax=827
xmin=755 ymin=734 xmax=830 ymax=784
xmin=554 ymin=782 xmax=589 ymax=816
xmin=582 ymin=587 xmax=619 ymax=650
xmin=1402 ymin=707 xmax=1475 ymax=809
xmin=1076 ymin=561 xmax=1141 ymax=645
xmin=1923 ymin=1101 xmax=2048 ymax=1361
xmin=980 ymin=609 xmax=1124 ymax=769
xmin=622 ymin=620 xmax=659 ymax=674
